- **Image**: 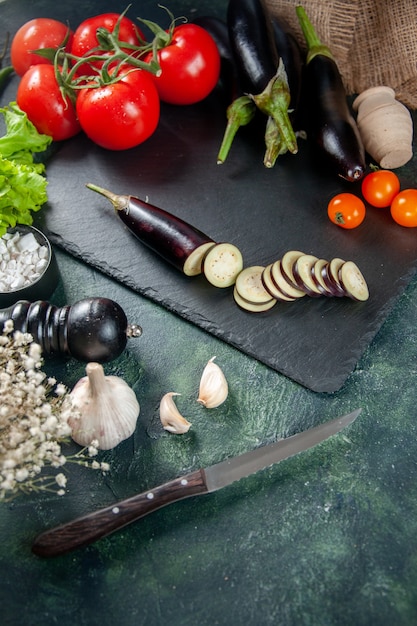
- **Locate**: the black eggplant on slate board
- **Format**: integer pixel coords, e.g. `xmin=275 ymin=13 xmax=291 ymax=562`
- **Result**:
xmin=219 ymin=0 xmax=298 ymax=165
xmin=192 ymin=15 xmax=238 ymax=100
xmin=296 ymin=5 xmax=366 ymax=181
xmin=271 ymin=16 xmax=303 ymax=124
xmin=227 ymin=0 xmax=278 ymax=94
xmin=85 ymin=182 xmax=244 ymax=288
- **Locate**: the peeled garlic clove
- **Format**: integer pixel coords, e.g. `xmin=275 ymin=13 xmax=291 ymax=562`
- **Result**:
xmin=69 ymin=362 xmax=140 ymax=450
xmin=160 ymin=392 xmax=192 ymax=434
xmin=197 ymin=356 xmax=228 ymax=408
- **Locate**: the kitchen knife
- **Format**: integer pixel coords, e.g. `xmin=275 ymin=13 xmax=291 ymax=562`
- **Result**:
xmin=32 ymin=408 xmax=361 ymax=557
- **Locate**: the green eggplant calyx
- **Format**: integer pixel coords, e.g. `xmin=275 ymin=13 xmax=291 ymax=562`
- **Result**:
xmin=296 ymin=5 xmax=334 ymax=64
xmin=251 ymin=61 xmax=298 ymax=155
xmin=86 ymin=183 xmax=130 ymax=213
xmin=263 ymin=116 xmax=288 ymax=168
xmin=217 ymin=95 xmax=257 ymax=164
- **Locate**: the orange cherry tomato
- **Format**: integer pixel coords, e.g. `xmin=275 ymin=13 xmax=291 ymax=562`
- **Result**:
xmin=390 ymin=189 xmax=417 ymax=227
xmin=361 ymin=170 xmax=400 ymax=208
xmin=327 ymin=193 xmax=366 ymax=229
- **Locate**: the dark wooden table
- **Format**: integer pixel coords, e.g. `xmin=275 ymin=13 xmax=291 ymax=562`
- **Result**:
xmin=2 ymin=2 xmax=417 ymax=625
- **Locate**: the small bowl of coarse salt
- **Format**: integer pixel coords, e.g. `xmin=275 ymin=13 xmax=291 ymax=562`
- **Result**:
xmin=0 ymin=225 xmax=60 ymax=308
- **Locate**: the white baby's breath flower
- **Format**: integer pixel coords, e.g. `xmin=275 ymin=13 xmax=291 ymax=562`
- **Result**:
xmin=88 ymin=444 xmax=98 ymax=457
xmin=15 ymin=468 xmax=29 ymax=482
xmin=55 ymin=473 xmax=67 ymax=488
xmin=0 ymin=326 xmax=111 ymax=500
xmin=54 ymin=383 xmax=67 ymax=396
xmin=28 ymin=342 xmax=42 ymax=359
xmin=2 ymin=320 xmax=13 ymax=333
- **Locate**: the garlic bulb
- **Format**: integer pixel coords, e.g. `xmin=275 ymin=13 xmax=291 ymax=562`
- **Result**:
xmin=159 ymin=392 xmax=192 ymax=434
xmin=197 ymin=357 xmax=228 ymax=408
xmin=69 ymin=362 xmax=140 ymax=450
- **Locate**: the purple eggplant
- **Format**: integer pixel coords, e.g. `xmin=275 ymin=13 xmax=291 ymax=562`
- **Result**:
xmin=87 ymin=184 xmax=244 ymax=288
xmin=296 ymin=6 xmax=365 ymax=181
xmin=87 ymin=184 xmax=217 ymax=277
xmin=192 ymin=15 xmax=238 ymax=98
xmin=218 ymin=0 xmax=297 ymax=165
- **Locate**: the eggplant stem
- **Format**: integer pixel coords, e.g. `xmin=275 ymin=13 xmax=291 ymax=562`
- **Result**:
xmin=86 ymin=183 xmax=130 ymax=212
xmin=251 ymin=62 xmax=298 ymax=154
xmin=263 ymin=117 xmax=287 ymax=168
xmin=217 ymin=95 xmax=256 ymax=164
xmin=295 ymin=5 xmax=334 ymax=64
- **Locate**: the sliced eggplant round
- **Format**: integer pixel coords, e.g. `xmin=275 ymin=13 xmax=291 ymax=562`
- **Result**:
xmin=183 ymin=242 xmax=217 ymax=276
xmin=233 ymin=286 xmax=277 ymax=312
xmin=280 ymin=249 xmax=305 ymax=289
xmin=235 ymin=265 xmax=275 ymax=304
xmin=261 ymin=264 xmax=297 ymax=302
xmin=322 ymin=257 xmax=346 ymax=297
xmin=203 ymin=242 xmax=244 ymax=288
xmin=293 ymin=254 xmax=323 ymax=297
xmin=338 ymin=260 xmax=369 ymax=301
xmin=311 ymin=258 xmax=335 ymax=296
xmin=270 ymin=260 xmax=306 ymax=299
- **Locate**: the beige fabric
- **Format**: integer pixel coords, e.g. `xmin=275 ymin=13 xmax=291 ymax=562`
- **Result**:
xmin=265 ymin=0 xmax=417 ymax=109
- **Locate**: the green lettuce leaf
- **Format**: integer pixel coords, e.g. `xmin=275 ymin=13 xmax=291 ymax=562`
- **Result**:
xmin=0 ymin=157 xmax=48 ymax=232
xmin=0 ymin=102 xmax=52 ymax=164
xmin=0 ymin=103 xmax=51 ymax=236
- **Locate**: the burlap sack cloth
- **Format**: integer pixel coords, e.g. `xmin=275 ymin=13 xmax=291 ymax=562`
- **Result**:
xmin=264 ymin=0 xmax=417 ymax=109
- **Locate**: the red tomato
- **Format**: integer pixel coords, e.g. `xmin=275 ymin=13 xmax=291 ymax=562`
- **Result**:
xmin=361 ymin=170 xmax=400 ymax=208
xmin=390 ymin=189 xmax=417 ymax=227
xmin=71 ymin=13 xmax=144 ymax=76
xmin=16 ymin=64 xmax=81 ymax=141
xmin=144 ymin=24 xmax=220 ymax=105
xmin=327 ymin=193 xmax=366 ymax=229
xmin=11 ymin=18 xmax=73 ymax=77
xmin=75 ymin=67 xmax=160 ymax=150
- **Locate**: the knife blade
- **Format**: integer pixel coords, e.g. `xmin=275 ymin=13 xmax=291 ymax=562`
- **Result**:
xmin=32 ymin=408 xmax=361 ymax=557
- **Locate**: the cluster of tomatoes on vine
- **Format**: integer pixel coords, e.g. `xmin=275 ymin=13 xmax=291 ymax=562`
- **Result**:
xmin=327 ymin=169 xmax=417 ymax=229
xmin=10 ymin=8 xmax=221 ymax=150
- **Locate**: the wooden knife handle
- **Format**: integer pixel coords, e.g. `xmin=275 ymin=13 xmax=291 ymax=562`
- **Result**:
xmin=32 ymin=469 xmax=208 ymax=558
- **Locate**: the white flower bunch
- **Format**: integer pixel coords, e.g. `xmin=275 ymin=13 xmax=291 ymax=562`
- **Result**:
xmin=0 ymin=320 xmax=110 ymax=500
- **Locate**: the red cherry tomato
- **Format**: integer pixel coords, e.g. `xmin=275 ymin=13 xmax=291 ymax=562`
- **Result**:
xmin=11 ymin=18 xmax=73 ymax=77
xmin=361 ymin=170 xmax=401 ymax=208
xmin=144 ymin=24 xmax=220 ymax=105
xmin=390 ymin=189 xmax=417 ymax=227
xmin=71 ymin=13 xmax=144 ymax=77
xmin=75 ymin=67 xmax=160 ymax=150
xmin=16 ymin=64 xmax=81 ymax=141
xmin=327 ymin=193 xmax=366 ymax=229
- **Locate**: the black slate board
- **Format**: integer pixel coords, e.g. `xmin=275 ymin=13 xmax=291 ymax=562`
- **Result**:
xmin=33 ymin=94 xmax=416 ymax=393
xmin=2 ymin=3 xmax=417 ymax=393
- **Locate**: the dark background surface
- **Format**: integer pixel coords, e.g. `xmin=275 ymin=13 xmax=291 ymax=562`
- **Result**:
xmin=2 ymin=2 xmax=417 ymax=625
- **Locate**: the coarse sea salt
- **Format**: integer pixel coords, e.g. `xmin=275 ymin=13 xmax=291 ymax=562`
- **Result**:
xmin=0 ymin=231 xmax=49 ymax=293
